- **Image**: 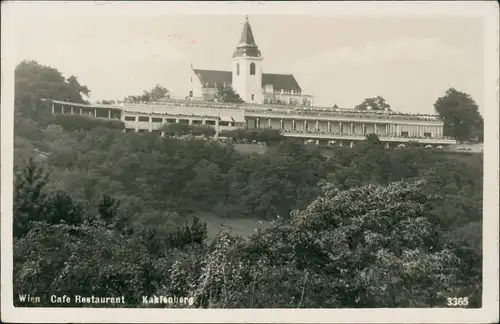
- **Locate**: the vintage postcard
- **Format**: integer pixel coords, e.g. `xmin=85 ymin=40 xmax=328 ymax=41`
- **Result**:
xmin=1 ymin=1 xmax=499 ymax=323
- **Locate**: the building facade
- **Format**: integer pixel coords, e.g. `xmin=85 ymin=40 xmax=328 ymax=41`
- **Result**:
xmin=44 ymin=99 xmax=457 ymax=148
xmin=40 ymin=16 xmax=456 ymax=148
xmin=188 ymin=16 xmax=314 ymax=106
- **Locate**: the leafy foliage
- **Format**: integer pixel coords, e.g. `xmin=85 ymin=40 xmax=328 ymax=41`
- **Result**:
xmin=12 ymin=61 xmax=482 ymax=308
xmin=13 ymin=158 xmax=50 ymax=238
xmin=98 ymin=194 xmax=120 ymax=224
xmin=124 ymin=84 xmax=170 ymax=103
xmin=232 ymin=180 xmax=460 ymax=307
xmin=219 ymin=128 xmax=284 ymax=144
xmin=355 ymin=96 xmax=391 ymax=111
xmin=214 ymin=85 xmax=244 ymax=103
xmin=53 ymin=114 xmax=125 ymax=131
xmin=15 ymin=60 xmax=90 ymax=119
xmin=13 ymin=158 xmax=84 ymax=238
xmin=12 ymin=127 xmax=483 ymax=308
xmin=160 ymin=123 xmax=215 ymax=137
xmin=434 ymin=88 xmax=484 ymax=142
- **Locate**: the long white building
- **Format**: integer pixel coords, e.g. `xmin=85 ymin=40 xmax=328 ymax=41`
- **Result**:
xmin=40 ymin=15 xmax=456 ymax=148
xmin=43 ymin=98 xmax=457 ymax=148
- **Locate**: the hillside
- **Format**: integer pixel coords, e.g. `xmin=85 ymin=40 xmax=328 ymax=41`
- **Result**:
xmin=11 ymin=60 xmax=484 ymax=309
xmin=12 ymin=114 xmax=483 ymax=308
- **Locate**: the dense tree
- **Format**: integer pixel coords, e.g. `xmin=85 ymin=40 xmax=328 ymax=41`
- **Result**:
xmin=124 ymin=84 xmax=170 ymax=103
xmin=66 ymin=75 xmax=90 ymax=100
xmin=355 ymin=96 xmax=391 ymax=111
xmin=13 ymin=158 xmax=84 ymax=237
xmin=13 ymin=158 xmax=49 ymax=238
xmin=98 ymin=193 xmax=120 ymax=224
xmin=147 ymin=84 xmax=170 ymax=102
xmin=15 ymin=60 xmax=90 ymax=118
xmin=214 ymin=85 xmax=244 ymax=103
xmin=43 ymin=190 xmax=84 ymax=226
xmin=434 ymin=88 xmax=484 ymax=142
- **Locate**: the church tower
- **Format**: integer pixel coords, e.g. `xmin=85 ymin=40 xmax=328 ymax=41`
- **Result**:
xmin=231 ymin=16 xmax=263 ymax=103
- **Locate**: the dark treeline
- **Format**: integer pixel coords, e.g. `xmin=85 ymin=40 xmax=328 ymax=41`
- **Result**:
xmin=14 ymin=115 xmax=482 ymax=308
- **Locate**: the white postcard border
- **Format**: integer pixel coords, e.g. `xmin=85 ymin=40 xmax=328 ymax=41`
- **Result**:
xmin=1 ymin=1 xmax=498 ymax=323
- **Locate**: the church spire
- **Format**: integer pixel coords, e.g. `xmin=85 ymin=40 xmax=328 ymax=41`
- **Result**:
xmin=238 ymin=15 xmax=256 ymax=46
xmin=233 ymin=15 xmax=262 ymax=58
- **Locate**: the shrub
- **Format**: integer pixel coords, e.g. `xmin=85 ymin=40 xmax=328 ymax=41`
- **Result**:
xmin=54 ymin=114 xmax=124 ymax=131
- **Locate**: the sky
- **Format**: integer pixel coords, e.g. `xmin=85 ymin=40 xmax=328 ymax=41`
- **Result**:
xmin=4 ymin=2 xmax=486 ymax=114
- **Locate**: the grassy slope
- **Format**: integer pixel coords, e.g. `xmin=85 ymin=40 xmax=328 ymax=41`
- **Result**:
xmin=186 ymin=212 xmax=273 ymax=240
xmin=233 ymin=143 xmax=268 ymax=155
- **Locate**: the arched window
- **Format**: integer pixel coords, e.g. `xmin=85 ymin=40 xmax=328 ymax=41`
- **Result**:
xmin=236 ymin=63 xmax=240 ymax=76
xmin=250 ymin=62 xmax=256 ymax=75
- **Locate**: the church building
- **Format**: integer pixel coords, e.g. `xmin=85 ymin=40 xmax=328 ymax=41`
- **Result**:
xmin=188 ymin=16 xmax=314 ymax=106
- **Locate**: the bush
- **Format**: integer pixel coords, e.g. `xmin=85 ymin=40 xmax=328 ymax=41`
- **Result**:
xmin=54 ymin=114 xmax=124 ymax=131
xmin=220 ymin=128 xmax=283 ymax=143
xmin=161 ymin=123 xmax=192 ymax=136
xmin=191 ymin=125 xmax=216 ymax=137
xmin=167 ymin=217 xmax=208 ymax=248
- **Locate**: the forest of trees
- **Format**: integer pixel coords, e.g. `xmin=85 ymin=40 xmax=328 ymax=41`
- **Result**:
xmin=11 ymin=60 xmax=483 ymax=308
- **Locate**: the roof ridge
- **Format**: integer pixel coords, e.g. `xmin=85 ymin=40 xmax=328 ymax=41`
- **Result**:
xmin=194 ymin=69 xmax=302 ymax=92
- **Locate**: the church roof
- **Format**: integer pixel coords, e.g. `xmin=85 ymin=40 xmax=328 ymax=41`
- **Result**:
xmin=232 ymin=16 xmax=262 ymax=58
xmin=194 ymin=69 xmax=232 ymax=88
xmin=193 ymin=69 xmax=302 ymax=93
xmin=262 ymin=73 xmax=302 ymax=93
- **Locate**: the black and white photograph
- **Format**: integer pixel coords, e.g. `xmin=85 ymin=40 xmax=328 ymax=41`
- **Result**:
xmin=1 ymin=1 xmax=498 ymax=323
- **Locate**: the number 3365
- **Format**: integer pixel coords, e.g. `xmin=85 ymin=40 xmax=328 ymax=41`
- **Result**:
xmin=447 ymin=297 xmax=469 ymax=307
